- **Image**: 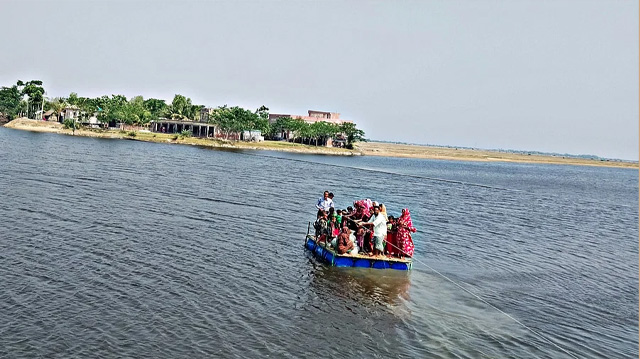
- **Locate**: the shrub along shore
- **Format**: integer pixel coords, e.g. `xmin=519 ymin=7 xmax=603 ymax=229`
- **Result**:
xmin=4 ymin=118 xmax=637 ymax=169
xmin=3 ymin=118 xmax=361 ymax=155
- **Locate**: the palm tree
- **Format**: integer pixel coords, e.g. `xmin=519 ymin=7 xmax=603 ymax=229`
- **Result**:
xmin=48 ymin=98 xmax=67 ymax=121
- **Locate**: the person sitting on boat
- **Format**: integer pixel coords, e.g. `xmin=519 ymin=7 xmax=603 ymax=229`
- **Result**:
xmin=316 ymin=191 xmax=334 ymax=212
xmin=361 ymin=205 xmax=387 ymax=257
xmin=336 ymin=225 xmax=356 ymax=255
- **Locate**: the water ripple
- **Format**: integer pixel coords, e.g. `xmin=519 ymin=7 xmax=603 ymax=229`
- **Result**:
xmin=0 ymin=128 xmax=637 ymax=358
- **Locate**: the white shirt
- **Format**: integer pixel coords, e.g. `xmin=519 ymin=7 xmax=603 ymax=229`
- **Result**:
xmin=316 ymin=197 xmax=334 ymax=212
xmin=367 ymin=213 xmax=387 ymax=238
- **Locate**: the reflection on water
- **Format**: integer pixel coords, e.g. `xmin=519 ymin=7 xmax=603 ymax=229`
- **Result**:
xmin=309 ymin=260 xmax=412 ymax=308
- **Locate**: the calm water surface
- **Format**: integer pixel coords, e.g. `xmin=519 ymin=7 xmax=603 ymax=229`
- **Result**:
xmin=0 ymin=128 xmax=637 ymax=358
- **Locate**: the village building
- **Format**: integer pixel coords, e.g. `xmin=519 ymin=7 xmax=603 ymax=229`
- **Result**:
xmin=148 ymin=107 xmax=224 ymax=138
xmin=149 ymin=109 xmax=351 ymax=146
xmin=42 ymin=110 xmax=55 ymax=121
xmin=268 ymin=110 xmax=349 ymax=125
xmin=199 ymin=107 xmax=215 ymax=123
xmin=150 ymin=119 xmax=220 ymax=138
xmin=62 ymin=105 xmax=82 ymax=120
xmin=269 ymin=110 xmax=352 ymax=146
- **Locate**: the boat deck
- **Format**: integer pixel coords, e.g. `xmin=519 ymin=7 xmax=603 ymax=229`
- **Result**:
xmin=304 ymin=235 xmax=412 ymax=270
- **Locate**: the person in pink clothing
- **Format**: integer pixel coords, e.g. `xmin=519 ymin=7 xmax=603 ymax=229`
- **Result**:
xmin=396 ymin=208 xmax=416 ymax=258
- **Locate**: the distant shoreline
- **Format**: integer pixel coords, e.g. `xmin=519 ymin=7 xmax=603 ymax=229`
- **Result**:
xmin=4 ymin=118 xmax=637 ymax=169
xmin=355 ymin=142 xmax=638 ymax=169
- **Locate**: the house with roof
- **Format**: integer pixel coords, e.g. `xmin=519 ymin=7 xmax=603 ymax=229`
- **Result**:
xmin=268 ymin=110 xmax=351 ymax=125
xmin=268 ymin=110 xmax=353 ymax=146
xmin=62 ymin=105 xmax=82 ymax=120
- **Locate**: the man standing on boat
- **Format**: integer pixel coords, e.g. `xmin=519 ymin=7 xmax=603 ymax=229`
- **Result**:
xmin=316 ymin=191 xmax=334 ymax=212
xmin=361 ymin=205 xmax=387 ymax=257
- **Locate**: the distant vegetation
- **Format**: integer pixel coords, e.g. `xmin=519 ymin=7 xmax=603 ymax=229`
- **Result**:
xmin=0 ymin=79 xmax=366 ymax=147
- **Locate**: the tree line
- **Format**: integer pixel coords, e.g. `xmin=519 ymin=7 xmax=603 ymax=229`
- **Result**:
xmin=267 ymin=115 xmax=365 ymax=148
xmin=0 ymin=79 xmax=366 ymax=147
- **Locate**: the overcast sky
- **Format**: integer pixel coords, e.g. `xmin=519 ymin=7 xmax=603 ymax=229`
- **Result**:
xmin=2 ymin=0 xmax=638 ymax=160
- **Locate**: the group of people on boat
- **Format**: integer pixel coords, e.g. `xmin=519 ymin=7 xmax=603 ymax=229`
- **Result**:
xmin=314 ymin=191 xmax=416 ymax=258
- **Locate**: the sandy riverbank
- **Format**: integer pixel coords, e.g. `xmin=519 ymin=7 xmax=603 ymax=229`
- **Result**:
xmin=356 ymin=141 xmax=638 ymax=169
xmin=4 ymin=118 xmax=637 ymax=168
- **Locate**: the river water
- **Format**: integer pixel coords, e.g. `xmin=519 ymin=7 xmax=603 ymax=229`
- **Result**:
xmin=0 ymin=128 xmax=637 ymax=358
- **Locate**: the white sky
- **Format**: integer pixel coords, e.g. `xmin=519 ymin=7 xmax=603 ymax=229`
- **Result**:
xmin=2 ymin=0 xmax=638 ymax=160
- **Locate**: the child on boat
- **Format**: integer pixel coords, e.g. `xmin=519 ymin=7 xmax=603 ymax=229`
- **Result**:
xmin=386 ymin=215 xmax=397 ymax=257
xmin=329 ymin=215 xmax=340 ymax=238
xmin=314 ymin=209 xmax=329 ymax=242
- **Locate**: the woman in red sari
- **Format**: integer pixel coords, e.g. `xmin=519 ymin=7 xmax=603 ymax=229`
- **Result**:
xmin=396 ymin=208 xmax=416 ymax=258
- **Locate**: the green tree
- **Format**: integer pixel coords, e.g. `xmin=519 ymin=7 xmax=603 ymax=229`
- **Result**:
xmin=95 ymin=94 xmax=128 ymax=127
xmin=191 ymin=104 xmax=204 ymax=121
xmin=254 ymin=105 xmax=270 ymax=136
xmin=234 ymin=106 xmax=258 ymax=140
xmin=309 ymin=122 xmax=322 ymax=145
xmin=289 ymin=118 xmax=307 ymax=142
xmin=117 ymin=96 xmax=151 ymax=127
xmin=0 ymin=80 xmax=49 ymax=120
xmin=131 ymin=96 xmax=152 ymax=125
xmin=143 ymin=98 xmax=168 ymax=120
xmin=209 ymin=105 xmax=260 ymax=140
xmin=22 ymin=80 xmax=45 ymax=119
xmin=46 ymin=97 xmax=67 ymax=121
xmin=92 ymin=95 xmax=111 ymax=124
xmin=293 ymin=121 xmax=309 ymax=144
xmin=210 ymin=105 xmax=236 ymax=139
xmin=67 ymin=92 xmax=79 ymax=106
xmin=270 ymin=116 xmax=293 ymax=139
xmin=168 ymin=94 xmax=193 ymax=119
xmin=340 ymin=122 xmax=366 ymax=148
xmin=309 ymin=121 xmax=340 ymax=146
xmin=77 ymin=96 xmax=96 ymax=121
xmin=0 ymin=85 xmax=22 ymax=120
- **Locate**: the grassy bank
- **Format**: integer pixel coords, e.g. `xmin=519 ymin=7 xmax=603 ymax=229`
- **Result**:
xmin=4 ymin=118 xmax=637 ymax=168
xmin=3 ymin=118 xmax=360 ymax=155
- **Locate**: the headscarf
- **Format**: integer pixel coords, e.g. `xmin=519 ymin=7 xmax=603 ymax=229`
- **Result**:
xmin=365 ymin=199 xmax=373 ymax=213
xmin=353 ymin=200 xmax=368 ymax=220
xmin=341 ymin=226 xmax=351 ymax=236
xmin=400 ymin=208 xmax=416 ymax=232
xmin=379 ymin=204 xmax=388 ymax=220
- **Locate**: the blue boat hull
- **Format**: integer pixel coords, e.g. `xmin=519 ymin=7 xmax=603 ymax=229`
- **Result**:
xmin=305 ymin=236 xmax=412 ymax=271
